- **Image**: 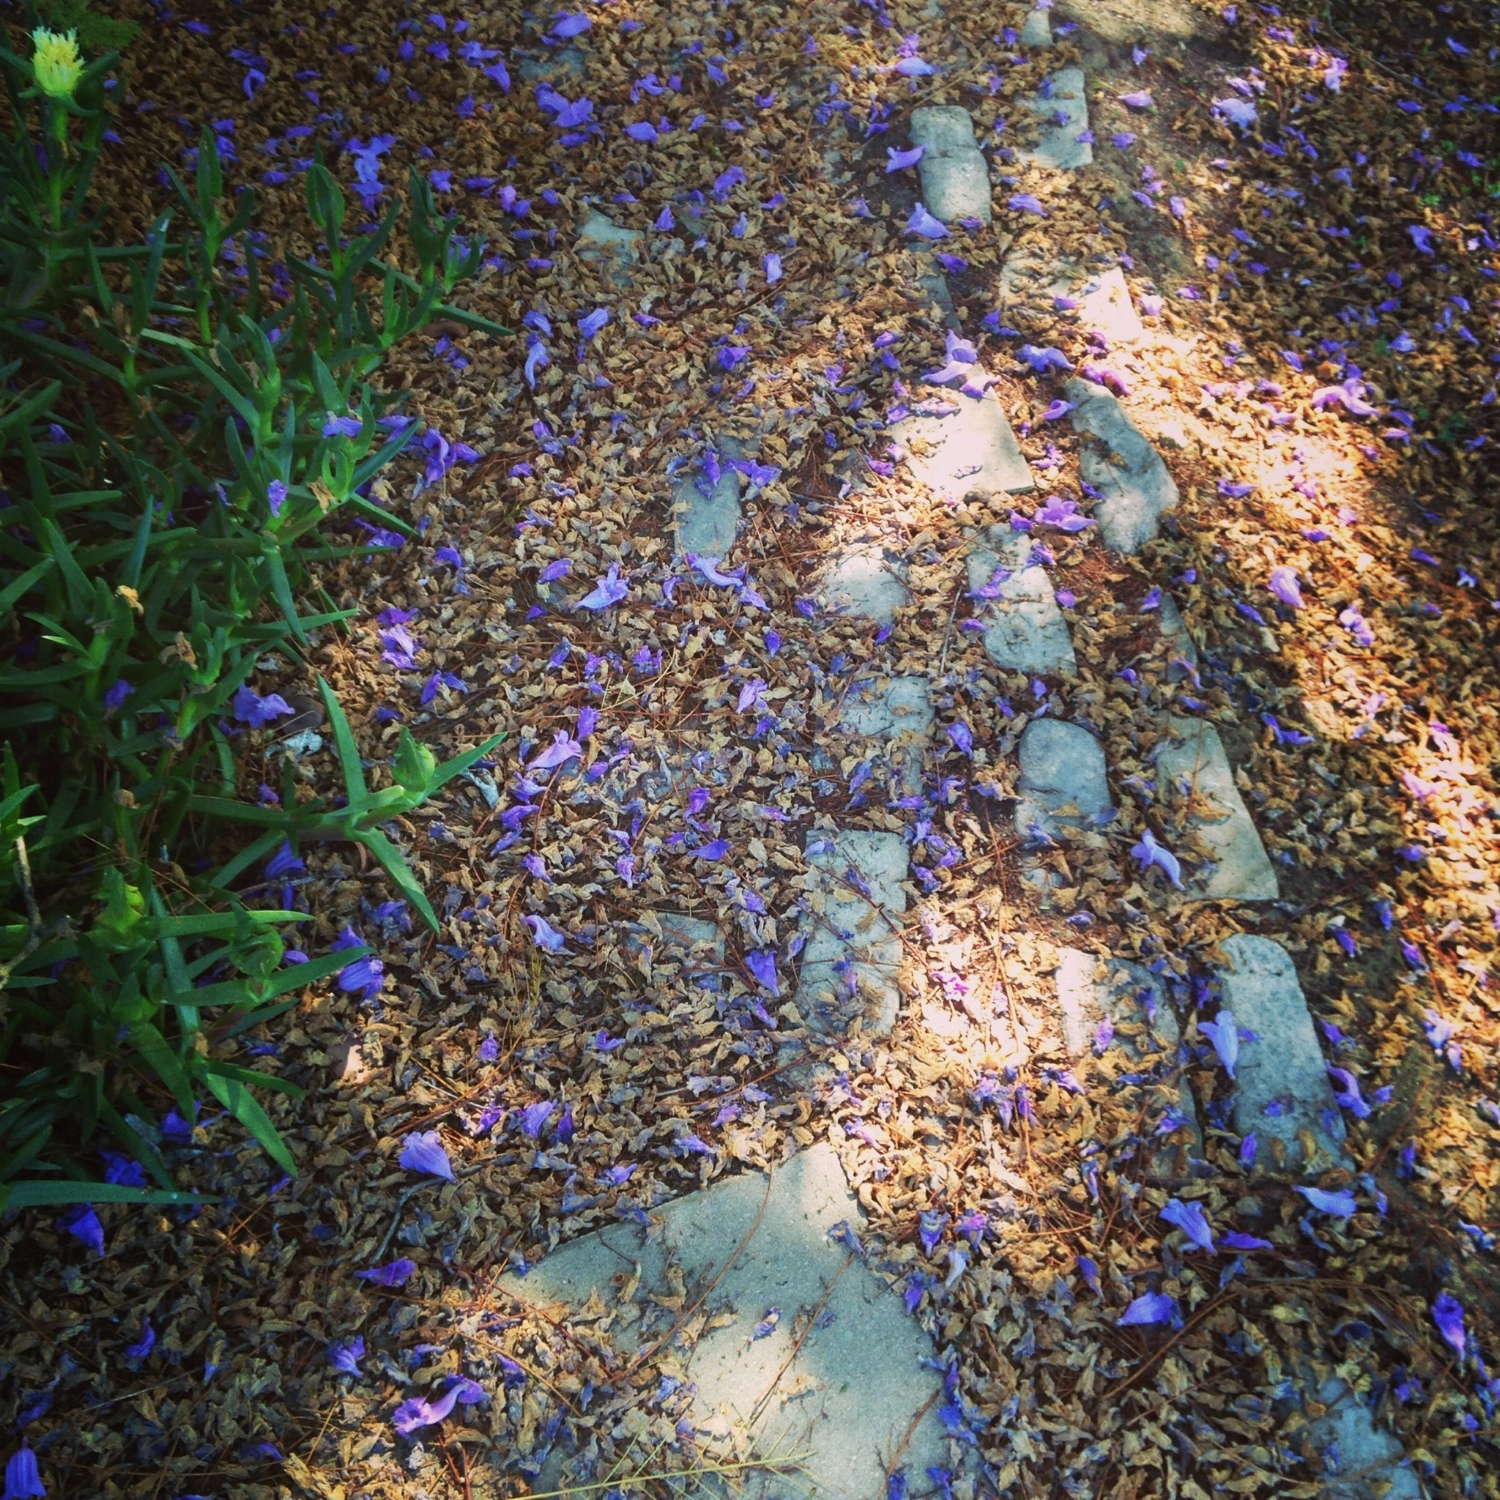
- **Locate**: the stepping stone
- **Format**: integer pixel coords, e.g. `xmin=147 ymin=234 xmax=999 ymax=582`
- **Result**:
xmin=1300 ymin=1377 xmax=1421 ymax=1500
xmin=910 ymin=259 xmax=961 ymax=331
xmin=625 ymin=913 xmax=726 ymax=989
xmin=1073 ymin=266 xmax=1144 ymax=346
xmin=517 ymin=45 xmax=587 ymax=82
xmin=822 ymin=546 xmax=909 ymax=625
xmin=889 ymin=389 xmax=1034 ymax=501
xmin=1215 ymin=935 xmax=1353 ymax=1172
xmin=1155 ymin=717 xmax=1278 ymax=901
xmin=502 ymin=1144 xmax=948 ymax=1500
xmin=1016 ymin=67 xmax=1093 ymax=170
xmin=1014 ymin=718 xmax=1112 ymax=841
xmin=674 ymin=460 xmax=742 ymax=560
xmin=1019 ymin=6 xmax=1052 ymax=45
xmin=796 ymin=830 xmax=908 ymax=1036
xmin=1155 ymin=591 xmax=1199 ymax=675
xmin=1064 ymin=379 xmax=1179 ymax=553
xmin=834 ymin=675 xmax=933 ymax=795
xmin=834 ymin=675 xmax=934 ymax=743
xmin=1054 ymin=948 xmax=1201 ymax=1174
xmin=965 ymin=528 xmax=1077 ymax=676
xmin=577 ymin=209 xmax=643 ymax=288
xmin=910 ymin=106 xmax=992 ymax=225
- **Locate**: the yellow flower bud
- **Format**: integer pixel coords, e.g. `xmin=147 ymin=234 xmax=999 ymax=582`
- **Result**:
xmin=31 ymin=26 xmax=83 ymax=101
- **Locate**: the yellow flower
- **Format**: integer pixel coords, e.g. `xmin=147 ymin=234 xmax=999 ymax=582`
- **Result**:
xmin=31 ymin=26 xmax=82 ymax=100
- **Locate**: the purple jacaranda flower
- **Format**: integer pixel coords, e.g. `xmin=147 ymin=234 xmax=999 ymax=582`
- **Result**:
xmin=1131 ymin=828 xmax=1183 ymax=888
xmin=4 ymin=1447 xmax=45 ymax=1500
xmin=746 ymin=950 xmax=780 ymax=996
xmin=528 ymin=730 xmax=583 ymax=772
xmin=1008 ymin=193 xmax=1047 ymax=216
xmin=919 ymin=1209 xmax=948 ymax=1256
xmin=1198 ymin=1010 xmax=1238 ymax=1077
xmin=400 ymin=1130 xmax=455 ymax=1182
xmin=126 ymin=1321 xmax=156 ymax=1361
xmin=764 ymin=251 xmax=783 ymax=283
xmin=329 ymin=1336 xmax=365 ymax=1375
xmin=1120 ymin=1291 xmax=1176 ymax=1325
xmin=267 ymin=479 xmax=288 ymax=518
xmin=265 ymin=841 xmax=304 ymax=880
xmin=1295 ymin=1185 xmax=1358 ymax=1217
xmin=1160 ymin=1198 xmax=1215 ymax=1253
xmin=232 ymin=686 xmax=294 ymax=727
xmin=1120 ymin=90 xmax=1154 ymax=109
xmin=1039 ymin=399 xmax=1075 ymax=422
xmin=577 ymin=565 xmax=628 ymax=609
xmin=538 ymin=558 xmax=572 ymax=582
xmin=1222 ymin=1230 xmax=1272 ymax=1251
xmin=393 ymin=1378 xmax=486 ymax=1436
xmin=886 ymin=144 xmax=924 ymax=171
xmin=905 ymin=202 xmax=948 ymax=238
xmin=322 ymin=413 xmax=363 ymax=439
xmin=1019 ymin=344 xmax=1072 ymax=374
xmin=1332 ymin=925 xmax=1357 ymax=957
xmin=523 ymin=914 xmax=568 ymax=953
xmin=624 ymin=121 xmax=658 ymax=142
xmin=1035 ymin=496 xmax=1094 ymax=532
xmin=578 ymin=307 xmax=609 ymax=340
xmin=1328 ymin=1067 xmax=1372 ymax=1119
xmin=947 ymin=721 xmax=974 ymax=755
xmin=520 ymin=1100 xmax=557 ymax=1138
xmin=356 ymin=1257 xmax=417 ymax=1286
xmin=1078 ymin=1256 xmax=1101 ymax=1293
xmin=550 ymin=10 xmax=591 ymax=36
xmin=1113 ymin=131 xmax=1137 ymax=148
xmin=692 ymin=839 xmax=729 ymax=860
xmin=103 ymin=678 xmax=133 ymax=713
xmin=1409 ymin=224 xmax=1436 ymax=255
xmin=336 ymin=931 xmax=384 ymax=1000
xmin=1268 ymin=567 xmax=1303 ymax=608
xmin=675 ymin=1133 xmax=715 ymax=1156
xmin=1312 ymin=380 xmax=1378 ymax=417
xmin=1214 ymin=96 xmax=1257 ymax=129
xmin=58 ymin=1205 xmax=103 ymax=1256
xmin=893 ymin=54 xmax=937 ymax=75
xmin=1432 ymin=1291 xmax=1466 ymax=1356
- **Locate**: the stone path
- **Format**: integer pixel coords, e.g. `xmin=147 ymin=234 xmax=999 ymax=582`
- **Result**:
xmin=523 ymin=33 xmax=1418 ymax=1500
xmin=502 ymin=1144 xmax=947 ymax=1500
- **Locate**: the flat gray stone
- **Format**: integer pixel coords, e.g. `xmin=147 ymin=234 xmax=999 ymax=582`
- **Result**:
xmin=1054 ymin=948 xmax=1201 ymax=1173
xmin=1155 ymin=717 xmax=1278 ymax=900
xmin=675 ymin=463 xmax=742 ymax=560
xmin=797 ymin=830 xmax=908 ymax=1036
xmin=502 ymin=1144 xmax=947 ymax=1499
xmin=822 ymin=547 xmax=909 ymax=625
xmin=1216 ymin=935 xmax=1353 ymax=1173
xmin=1075 ymin=266 xmax=1144 ymax=346
xmin=624 ymin=913 xmax=726 ymax=989
xmin=577 ymin=210 xmax=643 ymax=288
xmin=517 ymin=45 xmax=587 ymax=83
xmin=910 ymin=105 xmax=979 ymax=155
xmin=1014 ymin=718 xmax=1112 ymax=841
xmin=890 ymin=389 xmax=1033 ymax=500
xmin=1064 ymin=380 xmax=1179 ymax=553
xmin=910 ymin=107 xmax=992 ymax=224
xmin=1020 ymin=6 xmax=1053 ymax=45
xmin=1302 ymin=1378 xmax=1421 ymax=1500
xmin=1017 ymin=67 xmax=1093 ymax=170
xmin=1156 ymin=591 xmax=1198 ymax=670
xmin=965 ymin=529 xmax=1076 ymax=676
xmin=835 ymin=676 xmax=933 ymax=795
xmin=919 ymin=153 xmax=993 ymax=225
xmin=834 ymin=675 xmax=934 ymax=742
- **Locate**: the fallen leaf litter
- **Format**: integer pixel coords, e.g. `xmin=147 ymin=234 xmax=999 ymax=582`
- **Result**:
xmin=4 ymin=0 xmax=1500 ymax=1494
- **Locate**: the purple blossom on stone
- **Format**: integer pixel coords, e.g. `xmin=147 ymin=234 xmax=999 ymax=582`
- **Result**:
xmin=1198 ymin=1010 xmax=1238 ymax=1077
xmin=904 ymin=202 xmax=948 ymax=239
xmin=399 ymin=1130 xmax=455 ymax=1181
xmin=1327 ymin=1067 xmax=1372 ymax=1119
